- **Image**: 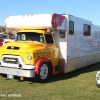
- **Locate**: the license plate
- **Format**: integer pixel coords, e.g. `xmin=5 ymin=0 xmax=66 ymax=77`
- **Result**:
xmin=7 ymin=74 xmax=14 ymax=79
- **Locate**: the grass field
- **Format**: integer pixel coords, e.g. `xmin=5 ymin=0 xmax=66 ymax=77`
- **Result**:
xmin=0 ymin=62 xmax=100 ymax=100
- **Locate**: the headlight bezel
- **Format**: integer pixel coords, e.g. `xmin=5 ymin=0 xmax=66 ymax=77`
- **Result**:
xmin=27 ymin=54 xmax=32 ymax=60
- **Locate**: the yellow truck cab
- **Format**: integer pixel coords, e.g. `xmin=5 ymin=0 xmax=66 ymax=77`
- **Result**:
xmin=0 ymin=13 xmax=67 ymax=82
xmin=0 ymin=29 xmax=59 ymax=82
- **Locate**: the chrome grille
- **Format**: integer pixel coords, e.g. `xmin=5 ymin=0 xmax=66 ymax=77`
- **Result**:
xmin=3 ymin=57 xmax=19 ymax=64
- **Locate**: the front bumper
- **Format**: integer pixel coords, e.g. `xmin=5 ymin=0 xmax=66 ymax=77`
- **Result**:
xmin=0 ymin=66 xmax=35 ymax=77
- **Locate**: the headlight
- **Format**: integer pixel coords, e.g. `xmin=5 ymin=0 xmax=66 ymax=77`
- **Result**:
xmin=27 ymin=54 xmax=32 ymax=60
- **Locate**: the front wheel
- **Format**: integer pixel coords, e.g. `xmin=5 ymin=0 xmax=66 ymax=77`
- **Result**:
xmin=36 ymin=63 xmax=50 ymax=83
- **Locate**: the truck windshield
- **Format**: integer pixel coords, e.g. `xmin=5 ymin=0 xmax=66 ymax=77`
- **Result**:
xmin=16 ymin=32 xmax=44 ymax=43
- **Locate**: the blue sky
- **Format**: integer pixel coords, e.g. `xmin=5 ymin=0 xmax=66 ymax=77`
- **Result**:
xmin=0 ymin=0 xmax=100 ymax=26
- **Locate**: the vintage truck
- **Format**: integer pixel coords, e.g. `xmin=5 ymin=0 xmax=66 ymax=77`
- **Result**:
xmin=0 ymin=13 xmax=100 ymax=83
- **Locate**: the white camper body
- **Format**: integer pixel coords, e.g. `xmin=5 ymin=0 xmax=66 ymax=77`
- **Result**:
xmin=53 ymin=14 xmax=100 ymax=73
xmin=5 ymin=13 xmax=100 ymax=74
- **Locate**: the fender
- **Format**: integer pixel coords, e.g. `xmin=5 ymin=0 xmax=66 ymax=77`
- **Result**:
xmin=34 ymin=58 xmax=52 ymax=74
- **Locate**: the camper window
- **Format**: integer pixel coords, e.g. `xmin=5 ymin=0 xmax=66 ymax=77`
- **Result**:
xmin=45 ymin=34 xmax=54 ymax=44
xmin=59 ymin=30 xmax=65 ymax=38
xmin=69 ymin=21 xmax=74 ymax=35
xmin=83 ymin=24 xmax=91 ymax=36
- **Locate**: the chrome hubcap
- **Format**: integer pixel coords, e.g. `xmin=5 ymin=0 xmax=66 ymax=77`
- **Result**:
xmin=40 ymin=64 xmax=48 ymax=80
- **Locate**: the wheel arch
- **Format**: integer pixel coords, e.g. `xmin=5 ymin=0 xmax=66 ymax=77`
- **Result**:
xmin=35 ymin=58 xmax=53 ymax=75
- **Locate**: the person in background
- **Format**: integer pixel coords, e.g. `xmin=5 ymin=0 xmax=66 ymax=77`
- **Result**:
xmin=13 ymin=34 xmax=17 ymax=40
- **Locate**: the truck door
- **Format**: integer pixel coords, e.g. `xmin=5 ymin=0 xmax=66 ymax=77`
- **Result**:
xmin=44 ymin=33 xmax=59 ymax=67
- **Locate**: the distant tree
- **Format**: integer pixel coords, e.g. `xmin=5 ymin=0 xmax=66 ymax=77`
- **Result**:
xmin=0 ymin=26 xmax=6 ymax=32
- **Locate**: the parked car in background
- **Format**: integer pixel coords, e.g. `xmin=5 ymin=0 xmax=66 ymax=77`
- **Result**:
xmin=0 ymin=34 xmax=15 ymax=47
xmin=0 ymin=37 xmax=3 ymax=47
xmin=96 ymin=71 xmax=100 ymax=88
xmin=3 ymin=39 xmax=14 ymax=44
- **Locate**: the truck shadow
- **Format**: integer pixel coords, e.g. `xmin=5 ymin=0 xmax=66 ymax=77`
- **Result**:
xmin=47 ymin=62 xmax=100 ymax=83
xmin=29 ymin=62 xmax=100 ymax=83
xmin=0 ymin=62 xmax=100 ymax=83
xmin=48 ymin=62 xmax=100 ymax=83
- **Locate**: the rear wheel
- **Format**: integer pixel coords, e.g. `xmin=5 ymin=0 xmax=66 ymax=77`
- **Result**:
xmin=36 ymin=63 xmax=50 ymax=83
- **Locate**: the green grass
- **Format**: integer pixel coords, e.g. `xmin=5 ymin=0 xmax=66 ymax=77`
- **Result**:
xmin=0 ymin=62 xmax=100 ymax=100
